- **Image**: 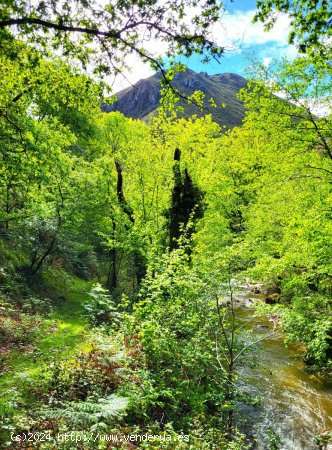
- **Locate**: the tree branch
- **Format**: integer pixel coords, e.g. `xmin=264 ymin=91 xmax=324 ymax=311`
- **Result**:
xmin=0 ymin=17 xmax=121 ymax=39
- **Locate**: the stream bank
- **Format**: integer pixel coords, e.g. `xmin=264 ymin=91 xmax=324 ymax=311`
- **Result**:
xmin=234 ymin=286 xmax=332 ymax=450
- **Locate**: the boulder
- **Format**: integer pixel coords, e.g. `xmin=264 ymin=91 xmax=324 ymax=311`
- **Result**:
xmin=265 ymin=293 xmax=280 ymax=304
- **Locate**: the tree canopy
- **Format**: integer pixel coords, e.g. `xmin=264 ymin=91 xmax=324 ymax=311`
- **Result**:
xmin=0 ymin=0 xmax=225 ymax=76
xmin=254 ymin=0 xmax=332 ymax=52
xmin=0 ymin=2 xmax=332 ymax=447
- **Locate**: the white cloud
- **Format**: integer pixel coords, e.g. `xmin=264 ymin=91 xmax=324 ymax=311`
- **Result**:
xmin=259 ymin=42 xmax=298 ymax=61
xmin=309 ymin=101 xmax=331 ymax=117
xmin=109 ymin=55 xmax=155 ymax=93
xmin=211 ymin=9 xmax=291 ymax=48
xmin=263 ymin=57 xmax=272 ymax=67
xmin=110 ymin=8 xmax=296 ymax=92
xmin=106 ymin=23 xmax=169 ymax=92
xmin=273 ymin=90 xmax=331 ymax=118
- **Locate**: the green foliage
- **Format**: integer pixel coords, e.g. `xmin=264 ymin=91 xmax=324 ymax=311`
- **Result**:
xmin=123 ymin=246 xmax=253 ymax=439
xmin=282 ymin=305 xmax=332 ymax=369
xmin=233 ymin=48 xmax=332 ymax=369
xmin=44 ymin=394 xmax=129 ymax=432
xmin=265 ymin=428 xmax=282 ymax=450
xmin=84 ymin=284 xmax=122 ymax=327
xmin=1 ymin=15 xmax=332 ymax=448
xmin=254 ymin=1 xmax=332 ymax=52
xmin=0 ymin=0 xmax=225 ymax=77
xmin=0 ymin=313 xmax=44 ymax=347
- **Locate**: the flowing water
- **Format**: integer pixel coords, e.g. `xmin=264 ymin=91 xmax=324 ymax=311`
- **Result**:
xmin=233 ymin=287 xmax=332 ymax=450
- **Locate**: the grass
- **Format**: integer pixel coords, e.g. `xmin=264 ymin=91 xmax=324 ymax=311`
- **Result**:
xmin=0 ymin=272 xmax=99 ymax=448
xmin=0 ymin=272 xmax=95 ymax=397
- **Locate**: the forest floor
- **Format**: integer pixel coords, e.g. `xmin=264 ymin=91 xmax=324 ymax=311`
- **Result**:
xmin=0 ymin=273 xmax=95 ymax=423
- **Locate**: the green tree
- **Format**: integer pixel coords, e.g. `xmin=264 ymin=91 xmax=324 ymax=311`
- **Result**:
xmin=168 ymin=148 xmax=204 ymax=251
xmin=228 ymin=53 xmax=332 ymax=369
xmin=254 ymin=0 xmax=332 ymax=52
xmin=0 ymin=0 xmax=225 ymax=76
xmin=0 ymin=39 xmax=104 ymax=273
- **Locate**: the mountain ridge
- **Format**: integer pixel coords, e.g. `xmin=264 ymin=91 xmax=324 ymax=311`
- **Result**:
xmin=103 ymin=69 xmax=247 ymax=128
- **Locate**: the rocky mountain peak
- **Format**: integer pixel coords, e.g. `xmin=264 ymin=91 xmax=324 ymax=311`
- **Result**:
xmin=103 ymin=69 xmax=247 ymax=128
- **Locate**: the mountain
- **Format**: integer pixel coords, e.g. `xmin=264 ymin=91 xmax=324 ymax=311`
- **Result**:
xmin=103 ymin=69 xmax=247 ymax=128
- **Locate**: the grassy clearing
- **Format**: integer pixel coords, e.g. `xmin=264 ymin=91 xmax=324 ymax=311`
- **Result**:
xmin=0 ymin=273 xmax=94 ymax=400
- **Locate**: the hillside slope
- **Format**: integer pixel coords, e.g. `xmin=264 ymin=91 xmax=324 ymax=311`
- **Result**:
xmin=103 ymin=69 xmax=247 ymax=128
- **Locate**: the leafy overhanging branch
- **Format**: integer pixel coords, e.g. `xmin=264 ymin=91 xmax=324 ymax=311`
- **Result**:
xmin=0 ymin=0 xmax=226 ymax=77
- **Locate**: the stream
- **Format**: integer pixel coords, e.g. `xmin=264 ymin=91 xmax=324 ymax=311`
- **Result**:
xmin=234 ymin=286 xmax=332 ymax=450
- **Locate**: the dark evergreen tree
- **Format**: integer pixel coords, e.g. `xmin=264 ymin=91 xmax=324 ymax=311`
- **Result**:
xmin=168 ymin=148 xmax=204 ymax=251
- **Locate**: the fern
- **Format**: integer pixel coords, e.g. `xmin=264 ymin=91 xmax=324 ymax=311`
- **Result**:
xmin=84 ymin=284 xmax=122 ymax=326
xmin=44 ymin=394 xmax=129 ymax=430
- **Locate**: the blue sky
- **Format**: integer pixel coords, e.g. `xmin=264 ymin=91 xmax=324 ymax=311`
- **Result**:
xmin=177 ymin=0 xmax=296 ymax=77
xmin=113 ymin=0 xmax=296 ymax=91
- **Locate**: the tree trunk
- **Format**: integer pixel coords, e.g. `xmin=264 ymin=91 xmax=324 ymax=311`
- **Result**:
xmin=107 ymin=218 xmax=117 ymax=289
